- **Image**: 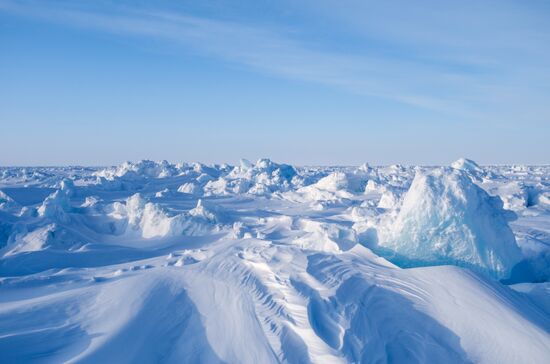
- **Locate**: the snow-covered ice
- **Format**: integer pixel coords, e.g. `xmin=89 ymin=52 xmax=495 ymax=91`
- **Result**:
xmin=0 ymin=158 xmax=549 ymax=363
xmin=375 ymin=167 xmax=522 ymax=279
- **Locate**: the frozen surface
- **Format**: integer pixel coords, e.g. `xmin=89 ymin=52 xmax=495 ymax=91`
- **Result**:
xmin=376 ymin=167 xmax=522 ymax=279
xmin=0 ymin=159 xmax=549 ymax=363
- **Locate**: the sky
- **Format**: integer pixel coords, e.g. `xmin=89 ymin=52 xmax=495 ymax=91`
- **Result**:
xmin=1 ymin=0 xmax=549 ymax=166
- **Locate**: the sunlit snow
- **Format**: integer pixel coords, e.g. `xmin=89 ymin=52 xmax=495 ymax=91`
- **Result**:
xmin=0 ymin=158 xmax=549 ymax=363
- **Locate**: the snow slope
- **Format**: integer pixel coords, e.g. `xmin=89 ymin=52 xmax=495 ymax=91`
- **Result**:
xmin=0 ymin=159 xmax=549 ymax=363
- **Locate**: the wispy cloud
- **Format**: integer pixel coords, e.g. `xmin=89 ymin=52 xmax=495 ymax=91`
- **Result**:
xmin=1 ymin=0 xmax=549 ymax=120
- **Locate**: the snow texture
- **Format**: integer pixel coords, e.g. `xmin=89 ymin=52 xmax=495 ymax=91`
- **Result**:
xmin=0 ymin=158 xmax=549 ymax=363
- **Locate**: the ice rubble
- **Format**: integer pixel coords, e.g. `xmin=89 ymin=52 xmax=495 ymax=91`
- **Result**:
xmin=377 ymin=167 xmax=522 ymax=279
xmin=494 ymin=181 xmax=538 ymax=211
xmin=294 ymin=173 xmax=354 ymax=203
xmin=205 ymin=158 xmax=298 ymax=196
xmin=289 ymin=170 xmax=375 ymax=206
xmin=313 ymin=172 xmax=349 ymax=192
xmin=4 ymin=224 xmax=58 ymax=254
xmin=93 ymin=160 xmax=198 ymax=191
xmin=95 ymin=160 xmax=181 ymax=180
xmin=37 ymin=179 xmax=74 ymax=221
xmin=108 ymin=194 xmax=218 ymax=239
xmin=1 ymin=160 xmax=549 ymax=363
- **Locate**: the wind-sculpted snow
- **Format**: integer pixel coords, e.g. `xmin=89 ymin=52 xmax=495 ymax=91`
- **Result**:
xmin=0 ymin=159 xmax=549 ymax=363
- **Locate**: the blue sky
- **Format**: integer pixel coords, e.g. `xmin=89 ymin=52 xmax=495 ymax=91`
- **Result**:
xmin=1 ymin=0 xmax=549 ymax=166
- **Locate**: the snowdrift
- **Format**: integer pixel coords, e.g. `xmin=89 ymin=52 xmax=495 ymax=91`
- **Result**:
xmin=1 ymin=160 xmax=549 ymax=363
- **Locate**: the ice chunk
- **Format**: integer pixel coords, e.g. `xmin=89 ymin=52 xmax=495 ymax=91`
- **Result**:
xmin=364 ymin=180 xmax=379 ymax=193
xmin=107 ymin=194 xmax=218 ymax=239
xmin=378 ymin=167 xmax=522 ymax=279
xmin=313 ymin=172 xmax=349 ymax=192
xmin=377 ymin=189 xmax=399 ymax=209
xmin=107 ymin=194 xmax=171 ymax=238
xmin=37 ymin=189 xmax=71 ymax=222
xmin=188 ymin=199 xmax=217 ymax=222
xmin=239 ymin=158 xmax=254 ymax=171
xmin=177 ymin=182 xmax=201 ymax=195
xmin=493 ymin=181 xmax=537 ymax=211
xmin=451 ymin=158 xmax=483 ymax=172
xmin=451 ymin=158 xmax=485 ymax=180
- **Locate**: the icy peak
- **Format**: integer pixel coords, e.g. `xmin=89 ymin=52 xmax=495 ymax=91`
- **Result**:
xmin=378 ymin=167 xmax=522 ymax=279
xmin=189 ymin=199 xmax=217 ymax=222
xmin=451 ymin=158 xmax=485 ymax=177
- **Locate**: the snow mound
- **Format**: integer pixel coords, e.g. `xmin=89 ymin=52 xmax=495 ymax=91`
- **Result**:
xmin=312 ymin=171 xmax=369 ymax=193
xmin=4 ymin=224 xmax=56 ymax=254
xmin=203 ymin=177 xmax=250 ymax=196
xmin=3 ymin=221 xmax=87 ymax=255
xmin=494 ymin=181 xmax=539 ymax=211
xmin=378 ymin=167 xmax=522 ymax=279
xmin=291 ymin=172 xmax=361 ymax=204
xmin=294 ymin=219 xmax=357 ymax=252
xmin=108 ymin=194 xmax=218 ymax=239
xmin=313 ymin=172 xmax=349 ymax=192
xmin=451 ymin=158 xmax=485 ymax=180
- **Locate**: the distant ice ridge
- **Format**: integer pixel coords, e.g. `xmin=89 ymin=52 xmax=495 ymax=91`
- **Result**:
xmin=95 ymin=160 xmax=181 ymax=180
xmin=377 ymin=166 xmax=522 ymax=279
xmin=204 ymin=158 xmax=298 ymax=196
